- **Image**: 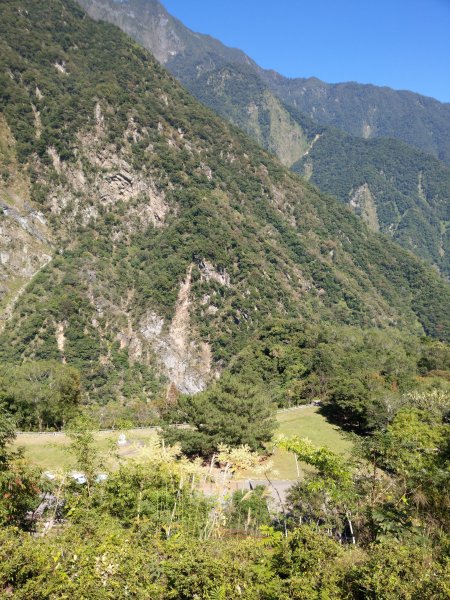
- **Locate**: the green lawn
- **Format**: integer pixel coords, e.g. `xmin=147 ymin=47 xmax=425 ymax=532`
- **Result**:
xmin=267 ymin=406 xmax=353 ymax=480
xmin=14 ymin=407 xmax=352 ymax=481
xmin=276 ymin=407 xmax=350 ymax=452
xmin=14 ymin=429 xmax=158 ymax=472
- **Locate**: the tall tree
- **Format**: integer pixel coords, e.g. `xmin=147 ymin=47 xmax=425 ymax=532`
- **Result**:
xmin=164 ymin=375 xmax=276 ymax=457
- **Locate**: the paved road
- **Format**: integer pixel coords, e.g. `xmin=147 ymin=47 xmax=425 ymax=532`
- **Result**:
xmin=16 ymin=404 xmax=316 ymax=436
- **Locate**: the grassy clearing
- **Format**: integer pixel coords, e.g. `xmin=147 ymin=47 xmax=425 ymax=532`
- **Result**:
xmin=266 ymin=406 xmax=353 ymax=480
xmin=14 ymin=407 xmax=352 ymax=480
xmin=14 ymin=429 xmax=158 ymax=472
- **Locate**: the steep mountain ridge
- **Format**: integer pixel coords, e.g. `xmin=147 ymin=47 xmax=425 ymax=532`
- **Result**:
xmin=1 ymin=0 xmax=450 ymax=408
xmin=77 ymin=0 xmax=256 ymax=68
xmin=75 ymin=0 xmax=450 ymax=278
xmin=76 ymin=0 xmax=450 ymax=164
xmin=184 ymin=61 xmax=318 ymax=169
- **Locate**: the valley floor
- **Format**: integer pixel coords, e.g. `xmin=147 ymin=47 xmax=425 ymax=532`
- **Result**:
xmin=15 ymin=406 xmax=352 ymax=481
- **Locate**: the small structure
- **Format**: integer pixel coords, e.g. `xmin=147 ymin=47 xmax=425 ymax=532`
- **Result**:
xmin=117 ymin=433 xmax=128 ymax=447
xmin=71 ymin=471 xmax=87 ymax=485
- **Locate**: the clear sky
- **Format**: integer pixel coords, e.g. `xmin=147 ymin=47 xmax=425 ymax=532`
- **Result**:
xmin=162 ymin=0 xmax=450 ymax=103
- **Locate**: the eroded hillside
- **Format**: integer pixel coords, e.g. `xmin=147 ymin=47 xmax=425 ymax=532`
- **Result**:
xmin=1 ymin=0 xmax=450 ymax=405
xmin=75 ymin=0 xmax=450 ymax=278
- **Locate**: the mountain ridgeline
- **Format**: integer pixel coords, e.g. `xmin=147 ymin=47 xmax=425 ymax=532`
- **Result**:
xmin=76 ymin=0 xmax=450 ymax=278
xmin=1 ymin=0 xmax=450 ymax=412
xmin=76 ymin=0 xmax=450 ymax=165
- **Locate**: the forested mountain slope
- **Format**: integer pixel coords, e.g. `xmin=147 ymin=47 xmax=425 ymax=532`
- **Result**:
xmin=1 ymin=0 xmax=450 ymax=408
xmin=77 ymin=0 xmax=450 ymax=165
xmin=76 ymin=0 xmax=315 ymax=169
xmin=262 ymin=72 xmax=450 ymax=165
xmin=75 ymin=0 xmax=450 ymax=278
xmin=293 ymin=132 xmax=450 ymax=277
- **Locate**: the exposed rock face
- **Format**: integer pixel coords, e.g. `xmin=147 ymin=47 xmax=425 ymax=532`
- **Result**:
xmin=0 ymin=107 xmax=170 ymax=383
xmin=137 ymin=265 xmax=212 ymax=394
xmin=78 ymin=0 xmax=186 ymax=64
xmin=0 ymin=115 xmax=53 ymax=325
xmin=302 ymin=133 xmax=322 ymax=159
xmin=198 ymin=260 xmax=230 ymax=287
xmin=56 ymin=322 xmax=67 ymax=363
xmin=349 ymin=184 xmax=380 ymax=232
xmin=104 ymin=264 xmax=215 ymax=394
xmin=244 ymin=90 xmax=310 ymax=167
xmin=47 ymin=122 xmax=169 ymax=234
xmin=76 ymin=0 xmax=450 ymax=167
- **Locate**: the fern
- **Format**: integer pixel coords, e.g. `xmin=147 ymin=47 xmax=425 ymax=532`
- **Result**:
xmin=207 ymin=586 xmax=227 ymax=600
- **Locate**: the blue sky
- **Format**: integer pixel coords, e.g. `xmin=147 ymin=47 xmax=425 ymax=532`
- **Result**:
xmin=162 ymin=0 xmax=450 ymax=103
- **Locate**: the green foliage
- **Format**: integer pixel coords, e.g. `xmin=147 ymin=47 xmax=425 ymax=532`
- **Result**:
xmin=0 ymin=411 xmax=16 ymax=465
xmin=164 ymin=375 xmax=276 ymax=457
xmin=346 ymin=540 xmax=450 ymax=599
xmin=272 ymin=526 xmax=349 ymax=599
xmin=81 ymin=0 xmax=450 ymax=275
xmin=0 ymin=361 xmax=81 ymax=430
xmin=66 ymin=415 xmax=103 ymax=494
xmin=84 ymin=0 xmax=450 ymax=167
xmin=282 ymin=390 xmax=450 ymax=546
xmin=99 ymin=461 xmax=211 ymax=536
xmin=230 ymin=320 xmax=450 ymax=432
xmin=0 ymin=2 xmax=449 ymax=591
xmin=226 ymin=486 xmax=272 ymax=533
xmin=361 ymin=401 xmax=450 ymax=536
xmin=279 ymin=437 xmax=352 ymax=488
xmin=0 ymin=415 xmax=42 ymax=529
xmin=0 ymin=415 xmax=447 ymax=597
xmin=267 ymin=76 xmax=450 ymax=165
xmin=280 ymin=436 xmax=356 ymax=536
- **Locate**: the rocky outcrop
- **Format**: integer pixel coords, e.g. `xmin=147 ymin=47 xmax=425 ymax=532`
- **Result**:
xmin=0 ymin=115 xmax=53 ymax=323
xmin=46 ymin=121 xmax=169 ymax=234
xmin=96 ymin=264 xmax=214 ymax=394
xmin=349 ymin=184 xmax=380 ymax=232
xmin=198 ymin=260 xmax=230 ymax=287
xmin=138 ymin=266 xmax=212 ymax=394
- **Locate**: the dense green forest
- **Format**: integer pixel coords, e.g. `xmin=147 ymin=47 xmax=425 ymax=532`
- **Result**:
xmin=293 ymin=133 xmax=450 ymax=276
xmin=0 ymin=1 xmax=449 ymax=596
xmin=1 ymin=382 xmax=449 ymax=597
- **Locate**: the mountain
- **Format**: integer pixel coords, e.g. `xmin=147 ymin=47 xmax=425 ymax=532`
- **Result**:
xmin=293 ymin=131 xmax=450 ymax=277
xmin=76 ymin=0 xmax=450 ymax=165
xmin=75 ymin=0 xmax=450 ymax=278
xmin=262 ymin=73 xmax=450 ymax=165
xmin=76 ymin=0 xmax=315 ymax=169
xmin=1 ymin=0 xmax=450 ymax=410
